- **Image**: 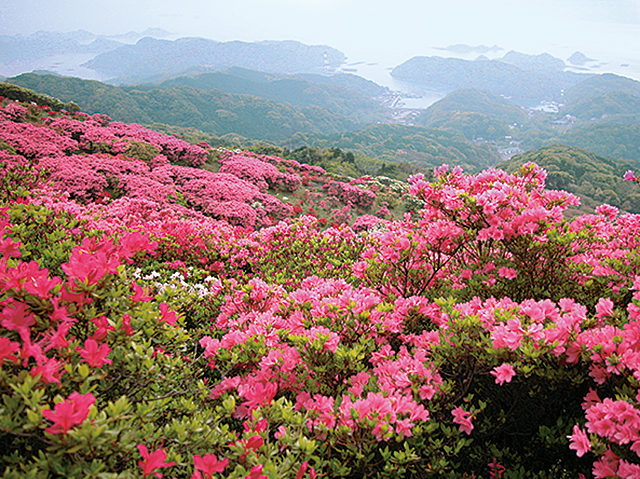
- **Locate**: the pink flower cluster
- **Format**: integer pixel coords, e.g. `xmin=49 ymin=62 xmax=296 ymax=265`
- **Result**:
xmin=0 ymin=102 xmax=300 ymax=228
xmin=199 ymin=276 xmax=441 ymax=443
xmin=48 ymin=116 xmax=207 ymax=166
xmin=11 ymin=97 xmax=640 ymax=476
xmin=219 ymin=151 xmax=302 ymax=193
xmin=325 ymin=181 xmax=376 ymax=210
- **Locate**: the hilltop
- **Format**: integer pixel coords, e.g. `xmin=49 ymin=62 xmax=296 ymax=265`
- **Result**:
xmin=498 ymin=144 xmax=640 ymax=214
xmin=412 ymin=88 xmax=529 ymax=141
xmin=390 ymin=52 xmax=588 ymax=106
xmin=0 ymin=30 xmax=347 ymax=83
xmin=301 ymin=123 xmax=500 ymax=174
xmin=84 ymin=37 xmax=346 ymax=84
xmin=4 ymin=73 xmax=368 ymax=141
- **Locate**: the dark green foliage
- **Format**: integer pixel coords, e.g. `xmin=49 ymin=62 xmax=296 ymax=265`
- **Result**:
xmin=416 ymin=89 xmax=529 ymax=126
xmin=288 ymin=146 xmax=360 ymax=177
xmin=428 ymin=305 xmax=593 ymax=478
xmin=547 ymin=123 xmax=640 ymax=162
xmin=498 ymin=144 xmax=640 ymax=214
xmin=303 ymin=123 xmax=501 ymax=173
xmin=154 ymin=69 xmax=386 ymax=123
xmin=124 ymin=141 xmax=161 ymax=162
xmin=0 ymin=81 xmax=79 ymax=112
xmin=7 ymin=74 xmax=364 ymax=142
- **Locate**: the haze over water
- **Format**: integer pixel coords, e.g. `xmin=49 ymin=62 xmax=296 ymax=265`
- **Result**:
xmin=1 ymin=0 xmax=639 ymax=99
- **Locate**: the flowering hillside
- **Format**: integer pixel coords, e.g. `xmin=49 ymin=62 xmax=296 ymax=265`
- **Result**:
xmin=3 ymin=96 xmax=640 ymax=479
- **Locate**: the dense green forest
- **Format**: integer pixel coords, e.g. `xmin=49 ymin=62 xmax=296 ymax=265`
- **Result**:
xmin=416 ymin=88 xmax=529 ymax=125
xmin=561 ymin=91 xmax=640 ymax=122
xmin=413 ymin=88 xmax=529 ymax=141
xmin=546 ymin=123 xmax=640 ymax=162
xmin=144 ymin=68 xmax=386 ymax=123
xmin=301 ymin=123 xmax=501 ymax=173
xmin=498 ymin=144 xmax=640 ymax=214
xmin=6 ymin=73 xmax=364 ymax=141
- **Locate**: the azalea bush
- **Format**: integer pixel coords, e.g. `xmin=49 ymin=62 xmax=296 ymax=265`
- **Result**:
xmin=4 ymin=96 xmax=640 ymax=478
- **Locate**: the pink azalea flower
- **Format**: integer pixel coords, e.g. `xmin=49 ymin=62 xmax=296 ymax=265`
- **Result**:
xmin=30 ymin=356 xmax=64 ymax=384
xmin=490 ymin=364 xmax=516 ymax=386
xmin=596 ymin=298 xmax=614 ymax=319
xmin=452 ymin=406 xmax=474 ymax=435
xmin=296 ymin=461 xmax=317 ymax=479
xmin=159 ymin=302 xmax=178 ymax=326
xmin=1 ymin=301 xmax=36 ymax=341
xmin=242 ymin=435 xmax=264 ymax=451
xmin=497 ymin=267 xmax=517 ymax=280
xmin=0 ymin=337 xmax=20 ymax=364
xmin=567 ymin=425 xmax=591 ymax=457
xmin=245 ymin=464 xmax=268 ymax=479
xmin=76 ymin=339 xmax=113 ymax=368
xmin=192 ymin=453 xmax=228 ymax=479
xmin=121 ymin=313 xmax=134 ymax=336
xmin=137 ymin=444 xmax=175 ymax=478
xmin=42 ymin=392 xmax=95 ymax=434
xmin=131 ymin=282 xmax=153 ymax=302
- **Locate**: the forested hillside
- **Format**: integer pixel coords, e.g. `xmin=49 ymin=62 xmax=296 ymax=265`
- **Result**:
xmin=301 ymin=123 xmax=501 ymax=173
xmin=145 ymin=68 xmax=387 ymax=123
xmin=498 ymin=144 xmax=640 ymax=214
xmin=413 ymin=88 xmax=529 ymax=140
xmin=5 ymin=74 xmax=365 ymax=141
xmin=548 ymin=124 xmax=640 ymax=162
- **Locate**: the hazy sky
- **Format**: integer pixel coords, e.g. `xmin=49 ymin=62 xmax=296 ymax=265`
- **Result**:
xmin=2 ymin=0 xmax=639 ymax=69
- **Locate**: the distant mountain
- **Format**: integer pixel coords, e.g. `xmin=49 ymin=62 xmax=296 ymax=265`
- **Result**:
xmin=562 ymin=91 xmax=640 ymax=123
xmin=563 ymin=73 xmax=640 ymax=104
xmin=391 ymin=52 xmax=588 ymax=106
xmin=6 ymin=73 xmax=362 ymax=141
xmin=546 ymin=123 xmax=640 ymax=162
xmin=558 ymin=74 xmax=640 ymax=126
xmin=301 ymin=123 xmax=501 ymax=173
xmin=567 ymin=51 xmax=597 ymax=66
xmin=83 ymin=37 xmax=346 ymax=83
xmin=498 ymin=144 xmax=640 ymax=214
xmin=416 ymin=111 xmax=513 ymax=141
xmin=413 ymin=89 xmax=529 ymax=139
xmin=0 ymin=30 xmax=124 ymax=63
xmin=6 ymin=73 xmax=152 ymax=123
xmin=500 ymin=51 xmax=566 ymax=72
xmin=418 ymin=89 xmax=529 ymax=124
xmin=292 ymin=72 xmax=387 ymax=98
xmin=0 ymin=29 xmax=178 ymax=79
xmin=150 ymin=68 xmax=386 ymax=123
